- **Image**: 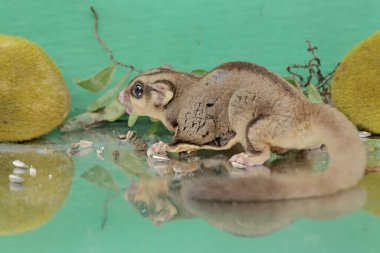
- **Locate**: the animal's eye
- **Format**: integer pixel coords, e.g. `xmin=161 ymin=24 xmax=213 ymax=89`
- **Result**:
xmin=132 ymin=82 xmax=144 ymax=99
xmin=136 ymin=201 xmax=149 ymax=217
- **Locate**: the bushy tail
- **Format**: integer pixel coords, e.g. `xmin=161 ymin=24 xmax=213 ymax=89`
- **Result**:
xmin=182 ymin=105 xmax=367 ymax=202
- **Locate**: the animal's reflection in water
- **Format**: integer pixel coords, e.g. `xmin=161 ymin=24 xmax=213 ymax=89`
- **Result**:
xmin=124 ymin=149 xmax=366 ymax=236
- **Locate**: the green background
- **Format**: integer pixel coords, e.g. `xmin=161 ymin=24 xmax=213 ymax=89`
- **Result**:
xmin=1 ymin=1 xmax=380 ymax=253
xmin=1 ymin=0 xmax=379 ymax=116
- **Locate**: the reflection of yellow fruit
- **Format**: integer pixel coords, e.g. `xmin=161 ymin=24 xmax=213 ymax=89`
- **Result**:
xmin=0 ymin=35 xmax=70 ymax=142
xmin=331 ymin=32 xmax=380 ymax=133
xmin=0 ymin=152 xmax=73 ymax=235
xmin=359 ymin=172 xmax=380 ymax=217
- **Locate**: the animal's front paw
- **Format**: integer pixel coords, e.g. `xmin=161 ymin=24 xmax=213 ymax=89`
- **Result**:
xmin=147 ymin=141 xmax=169 ymax=157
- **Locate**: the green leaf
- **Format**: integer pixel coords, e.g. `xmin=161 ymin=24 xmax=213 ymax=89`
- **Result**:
xmin=81 ymin=165 xmax=120 ymax=191
xmin=284 ymin=77 xmax=299 ymax=88
xmin=60 ymin=98 xmax=125 ymax=132
xmin=307 ymin=84 xmax=324 ymax=104
xmin=365 ymin=139 xmax=380 ymax=150
xmin=75 ymin=64 xmax=116 ymax=92
xmin=150 ymin=117 xmax=160 ymax=123
xmin=266 ymin=152 xmax=283 ymax=164
xmin=87 ymin=71 xmax=132 ymax=112
xmin=191 ymin=69 xmax=208 ymax=76
xmin=145 ymin=122 xmax=162 ymax=136
xmin=115 ymin=151 xmax=152 ymax=178
xmin=99 ymin=98 xmax=126 ymax=122
xmin=128 ymin=113 xmax=139 ymax=127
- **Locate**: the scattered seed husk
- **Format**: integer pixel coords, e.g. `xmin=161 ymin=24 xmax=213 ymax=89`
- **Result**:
xmin=66 ymin=142 xmax=80 ymax=156
xmin=70 ymin=142 xmax=80 ymax=150
xmin=12 ymin=160 xmax=29 ymax=169
xmin=79 ymin=140 xmax=94 ymax=148
xmin=112 ymin=150 xmax=120 ymax=160
xmin=9 ymin=174 xmax=24 ymax=183
xmin=67 ymin=141 xmax=94 ymax=156
xmin=231 ymin=161 xmax=247 ymax=169
xmin=29 ymin=166 xmax=37 ymax=177
xmin=117 ymin=135 xmax=127 ymax=141
xmin=126 ymin=131 xmax=137 ymax=141
xmin=152 ymin=154 xmax=170 ymax=161
xmin=97 ymin=146 xmax=105 ymax=160
xmin=9 ymin=182 xmax=24 ymax=191
xmin=13 ymin=168 xmax=27 ymax=175
xmin=134 ymin=140 xmax=148 ymax=152
xmin=358 ymin=131 xmax=372 ymax=138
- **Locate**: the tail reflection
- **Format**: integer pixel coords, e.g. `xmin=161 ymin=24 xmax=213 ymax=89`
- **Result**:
xmin=125 ymin=149 xmax=366 ymax=236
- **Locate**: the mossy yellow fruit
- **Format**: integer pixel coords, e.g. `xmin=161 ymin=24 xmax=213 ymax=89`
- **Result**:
xmin=0 ymin=35 xmax=70 ymax=142
xmin=331 ymin=32 xmax=380 ymax=133
xmin=0 ymin=151 xmax=73 ymax=235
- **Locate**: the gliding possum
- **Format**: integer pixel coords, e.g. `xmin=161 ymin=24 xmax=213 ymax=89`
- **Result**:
xmin=118 ymin=61 xmax=366 ymax=202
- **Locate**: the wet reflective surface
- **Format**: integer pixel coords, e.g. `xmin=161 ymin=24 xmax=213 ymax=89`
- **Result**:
xmin=1 ymin=124 xmax=380 ymax=253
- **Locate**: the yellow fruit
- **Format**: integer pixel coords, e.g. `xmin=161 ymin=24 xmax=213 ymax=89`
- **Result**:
xmin=0 ymin=151 xmax=73 ymax=235
xmin=359 ymin=172 xmax=380 ymax=217
xmin=0 ymin=35 xmax=70 ymax=142
xmin=331 ymin=32 xmax=380 ymax=133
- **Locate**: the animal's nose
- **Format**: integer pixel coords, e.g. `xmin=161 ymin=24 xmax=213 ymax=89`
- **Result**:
xmin=118 ymin=90 xmax=127 ymax=104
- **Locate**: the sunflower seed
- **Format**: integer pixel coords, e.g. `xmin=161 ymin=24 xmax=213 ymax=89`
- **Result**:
xmin=9 ymin=174 xmax=24 ymax=183
xmin=112 ymin=150 xmax=120 ymax=160
xmin=9 ymin=182 xmax=24 ymax=191
xmin=70 ymin=142 xmax=80 ymax=150
xmin=152 ymin=154 xmax=170 ymax=161
xmin=29 ymin=167 xmax=37 ymax=177
xmin=231 ymin=161 xmax=247 ymax=169
xmin=12 ymin=160 xmax=29 ymax=169
xmin=79 ymin=140 xmax=94 ymax=148
xmin=96 ymin=146 xmax=105 ymax=160
xmin=358 ymin=131 xmax=371 ymax=138
xmin=66 ymin=149 xmax=78 ymax=156
xmin=117 ymin=135 xmax=127 ymax=141
xmin=126 ymin=131 xmax=137 ymax=141
xmin=13 ymin=168 xmax=27 ymax=175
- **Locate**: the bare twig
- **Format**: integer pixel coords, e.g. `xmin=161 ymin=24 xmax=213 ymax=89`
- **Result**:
xmin=90 ymin=6 xmax=142 ymax=73
xmin=287 ymin=41 xmax=339 ymax=103
xmin=101 ymin=191 xmax=121 ymax=230
xmin=365 ymin=166 xmax=380 ymax=175
xmin=286 ymin=64 xmax=306 ymax=85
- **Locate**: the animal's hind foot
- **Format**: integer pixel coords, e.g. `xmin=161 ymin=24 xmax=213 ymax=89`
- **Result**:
xmin=229 ymin=152 xmax=269 ymax=167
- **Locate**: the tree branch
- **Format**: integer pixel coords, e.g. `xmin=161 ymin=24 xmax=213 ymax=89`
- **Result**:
xmin=90 ymin=6 xmax=142 ymax=73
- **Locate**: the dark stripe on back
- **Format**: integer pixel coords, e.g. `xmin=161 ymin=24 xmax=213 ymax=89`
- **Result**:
xmin=216 ymin=61 xmax=296 ymax=95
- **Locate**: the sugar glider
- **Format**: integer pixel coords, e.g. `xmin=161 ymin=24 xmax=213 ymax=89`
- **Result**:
xmin=118 ymin=62 xmax=366 ymax=201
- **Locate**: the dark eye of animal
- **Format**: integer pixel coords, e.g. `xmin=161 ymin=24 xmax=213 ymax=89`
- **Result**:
xmin=136 ymin=201 xmax=149 ymax=217
xmin=132 ymin=82 xmax=144 ymax=99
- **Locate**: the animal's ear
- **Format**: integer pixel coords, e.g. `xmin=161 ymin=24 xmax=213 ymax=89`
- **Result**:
xmin=159 ymin=64 xmax=174 ymax=70
xmin=149 ymin=82 xmax=174 ymax=107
